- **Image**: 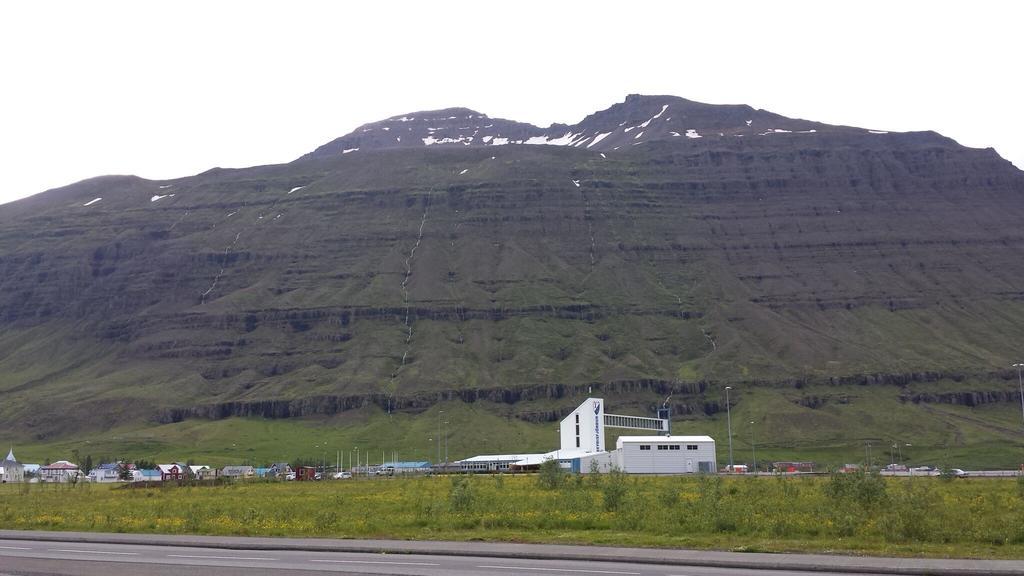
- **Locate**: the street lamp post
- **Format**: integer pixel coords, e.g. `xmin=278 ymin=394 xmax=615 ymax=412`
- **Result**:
xmin=725 ymin=386 xmax=734 ymax=470
xmin=1013 ymin=364 xmax=1024 ymax=426
xmin=750 ymin=421 xmax=756 ymax=476
xmin=437 ymin=410 xmax=444 ymax=465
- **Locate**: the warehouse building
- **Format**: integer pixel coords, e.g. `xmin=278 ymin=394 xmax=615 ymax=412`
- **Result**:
xmin=379 ymin=461 xmax=432 ymax=475
xmin=457 ymin=454 xmax=538 ymax=473
xmin=616 ymin=436 xmax=716 ymax=474
xmin=456 ymin=398 xmax=717 ymax=474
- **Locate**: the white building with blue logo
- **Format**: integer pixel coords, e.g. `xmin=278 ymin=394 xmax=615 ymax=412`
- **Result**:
xmin=456 ymin=398 xmax=717 ymax=474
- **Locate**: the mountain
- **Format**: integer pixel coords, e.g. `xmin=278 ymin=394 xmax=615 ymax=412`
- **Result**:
xmin=303 ymin=94 xmax=861 ymax=158
xmin=2 ymin=95 xmax=1024 ymax=467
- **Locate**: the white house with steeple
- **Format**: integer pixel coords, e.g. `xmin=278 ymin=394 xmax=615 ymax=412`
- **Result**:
xmin=1 ymin=448 xmax=25 ymax=483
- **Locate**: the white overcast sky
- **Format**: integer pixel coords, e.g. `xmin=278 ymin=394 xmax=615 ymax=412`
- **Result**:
xmin=1 ymin=1 xmax=1020 ymax=205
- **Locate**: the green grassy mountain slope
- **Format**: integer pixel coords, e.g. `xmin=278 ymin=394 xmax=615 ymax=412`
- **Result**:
xmin=3 ymin=96 xmax=1024 ymax=467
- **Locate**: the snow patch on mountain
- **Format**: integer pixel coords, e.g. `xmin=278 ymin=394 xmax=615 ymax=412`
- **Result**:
xmin=639 ymin=104 xmax=669 ymax=128
xmin=588 ymin=132 xmax=611 ymax=148
xmin=526 ymin=132 xmax=579 ymax=146
xmin=423 ymin=135 xmax=473 ymax=146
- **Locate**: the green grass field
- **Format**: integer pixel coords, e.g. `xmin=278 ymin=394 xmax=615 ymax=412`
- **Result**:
xmin=3 ymin=473 xmax=1024 ymax=559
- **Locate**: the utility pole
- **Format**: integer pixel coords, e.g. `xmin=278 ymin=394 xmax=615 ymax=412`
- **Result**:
xmin=725 ymin=386 xmax=734 ymax=469
xmin=750 ymin=420 xmax=756 ymax=476
xmin=1013 ymin=364 xmax=1024 ymax=426
xmin=437 ymin=409 xmax=443 ymax=465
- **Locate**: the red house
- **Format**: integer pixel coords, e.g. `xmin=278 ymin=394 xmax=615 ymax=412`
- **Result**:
xmin=158 ymin=463 xmax=186 ymax=481
xmin=295 ymin=466 xmax=317 ymax=481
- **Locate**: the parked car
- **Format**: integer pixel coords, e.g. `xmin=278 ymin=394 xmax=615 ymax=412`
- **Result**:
xmin=332 ymin=471 xmax=352 ymax=479
xmin=722 ymin=464 xmax=748 ymax=474
xmin=285 ymin=472 xmax=296 ymax=481
xmin=950 ymin=468 xmax=968 ymax=478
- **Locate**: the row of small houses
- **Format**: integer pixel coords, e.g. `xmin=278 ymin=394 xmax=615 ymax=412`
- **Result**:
xmin=1 ymin=450 xmax=301 ymax=484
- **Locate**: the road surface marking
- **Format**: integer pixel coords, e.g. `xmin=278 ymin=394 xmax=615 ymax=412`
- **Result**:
xmin=310 ymin=559 xmax=441 ymax=566
xmin=0 ymin=546 xmax=32 ymax=550
xmin=168 ymin=554 xmax=278 ymax=561
xmin=478 ymin=566 xmax=641 ymax=575
xmin=51 ymin=549 xmax=139 ymax=555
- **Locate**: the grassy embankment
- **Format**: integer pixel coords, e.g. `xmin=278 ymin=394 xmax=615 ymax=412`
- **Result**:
xmin=3 ymin=472 xmax=1024 ymax=559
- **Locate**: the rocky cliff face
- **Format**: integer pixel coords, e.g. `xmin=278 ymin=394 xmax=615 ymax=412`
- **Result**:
xmin=2 ymin=95 xmax=1023 ymax=442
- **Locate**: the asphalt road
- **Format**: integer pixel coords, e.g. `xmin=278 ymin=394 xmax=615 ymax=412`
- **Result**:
xmin=2 ymin=532 xmax=1023 ymax=576
xmin=0 ymin=539 xmax=892 ymax=576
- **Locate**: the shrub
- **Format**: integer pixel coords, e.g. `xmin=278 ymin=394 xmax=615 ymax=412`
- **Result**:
xmin=537 ymin=459 xmax=566 ymax=490
xmin=823 ymin=469 xmax=887 ymax=509
xmin=602 ymin=467 xmax=630 ymax=512
xmin=448 ymin=475 xmax=474 ymax=513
